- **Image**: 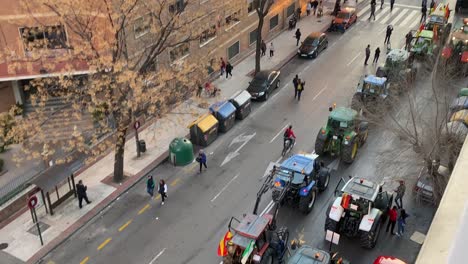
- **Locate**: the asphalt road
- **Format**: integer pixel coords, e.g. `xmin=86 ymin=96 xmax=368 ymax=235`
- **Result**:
xmin=40 ymin=2 xmax=437 ymax=264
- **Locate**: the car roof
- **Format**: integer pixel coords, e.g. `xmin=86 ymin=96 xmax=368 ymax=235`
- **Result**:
xmin=419 ymin=30 xmax=434 ymax=39
xmin=280 ymin=154 xmax=318 ymax=175
xmin=387 ymin=49 xmax=410 ymax=62
xmin=374 ymin=256 xmax=407 ymax=264
xmin=288 ymin=246 xmax=331 ymax=264
xmin=340 ymin=7 xmax=356 ymax=13
xmin=364 ymin=75 xmax=387 ymax=86
xmin=329 ymin=107 xmax=357 ymax=122
xmin=307 ymin=32 xmax=324 ymax=39
xmin=254 ymin=70 xmax=277 ymax=80
xmin=342 ymin=177 xmax=379 ymax=201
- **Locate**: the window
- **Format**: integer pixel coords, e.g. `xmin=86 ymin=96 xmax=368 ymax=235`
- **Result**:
xmin=200 ymin=25 xmax=217 ymax=45
xmin=169 ymin=0 xmax=186 ymax=13
xmin=170 ymin=43 xmax=190 ymax=62
xmin=249 ymin=28 xmax=258 ymax=45
xmin=225 ymin=10 xmax=241 ymax=27
xmin=248 ymin=0 xmax=259 ymax=13
xmin=286 ymin=3 xmax=296 ymax=18
xmin=20 ymin=25 xmax=67 ymax=51
xmin=227 ymin=41 xmax=240 ymax=60
xmin=269 ymin=15 xmax=279 ymax=30
xmin=134 ymin=16 xmax=151 ymax=39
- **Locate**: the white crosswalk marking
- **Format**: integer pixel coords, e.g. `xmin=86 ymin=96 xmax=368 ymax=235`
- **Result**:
xmin=380 ymin=7 xmax=400 ymax=24
xmin=357 ymin=4 xmax=372 ymax=17
xmin=386 ymin=8 xmax=409 ymax=25
xmin=409 ymin=17 xmax=422 ymax=29
xmin=400 ymin=10 xmax=419 ymax=27
xmin=375 ymin=6 xmax=391 ymax=20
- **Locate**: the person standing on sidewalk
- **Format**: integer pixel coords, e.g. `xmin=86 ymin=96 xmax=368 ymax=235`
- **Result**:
xmin=306 ymin=1 xmax=312 ymax=16
xmin=197 ymin=150 xmax=207 ymax=173
xmin=394 ymin=180 xmax=406 ymax=209
xmin=158 ymin=179 xmax=168 ymax=205
xmin=386 ymin=206 xmax=398 ymax=234
xmin=269 ymin=42 xmax=275 ymax=57
xmin=317 ymin=0 xmax=324 ymax=17
xmin=293 ymin=75 xmax=299 ymax=99
xmin=365 ymin=44 xmax=371 ymax=65
xmin=261 ymin=40 xmax=267 ymax=56
xmin=384 ymin=25 xmax=393 ymax=44
xmin=295 ymin=29 xmax=302 ymax=46
xmin=397 ymin=209 xmax=409 ymax=237
xmin=369 ymin=0 xmax=377 ymax=20
xmin=225 ymin=61 xmax=233 ymax=79
xmin=390 ymin=0 xmax=395 ymax=11
xmin=373 ymin=47 xmax=381 ymax=64
xmin=146 ymin=175 xmax=155 ymax=198
xmin=297 ymin=80 xmax=305 ymax=101
xmin=405 ymin=31 xmax=413 ymax=50
xmin=220 ymin=57 xmax=226 ymax=77
xmin=421 ymin=4 xmax=427 ymax=22
xmin=312 ymin=0 xmax=319 ymax=15
xmin=76 ymin=180 xmax=91 ymax=209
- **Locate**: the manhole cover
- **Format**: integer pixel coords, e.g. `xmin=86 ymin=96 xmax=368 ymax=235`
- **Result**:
xmin=27 ymin=221 xmax=50 ymax=236
xmin=0 ymin=243 xmax=8 ymax=250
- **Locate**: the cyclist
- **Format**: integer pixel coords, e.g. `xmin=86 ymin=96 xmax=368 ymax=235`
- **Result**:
xmin=283 ymin=125 xmax=296 ymax=146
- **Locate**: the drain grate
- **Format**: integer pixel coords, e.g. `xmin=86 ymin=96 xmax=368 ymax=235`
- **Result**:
xmin=27 ymin=221 xmax=50 ymax=236
xmin=0 ymin=243 xmax=8 ymax=250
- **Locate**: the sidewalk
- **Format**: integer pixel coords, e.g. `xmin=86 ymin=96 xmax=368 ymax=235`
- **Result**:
xmin=0 ymin=5 xmax=335 ymax=264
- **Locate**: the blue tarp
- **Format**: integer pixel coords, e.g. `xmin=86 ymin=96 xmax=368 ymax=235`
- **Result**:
xmin=280 ymin=154 xmax=316 ymax=175
xmin=209 ymin=101 xmax=236 ymax=119
xmin=364 ymin=75 xmax=387 ymax=86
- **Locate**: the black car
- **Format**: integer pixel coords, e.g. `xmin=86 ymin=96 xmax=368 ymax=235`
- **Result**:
xmin=297 ymin=32 xmax=328 ymax=58
xmin=247 ymin=70 xmax=281 ymax=101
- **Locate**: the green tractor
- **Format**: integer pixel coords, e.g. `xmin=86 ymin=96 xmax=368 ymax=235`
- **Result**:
xmin=410 ymin=30 xmax=439 ymax=58
xmin=315 ymin=107 xmax=369 ymax=164
xmin=376 ymin=49 xmax=417 ymax=87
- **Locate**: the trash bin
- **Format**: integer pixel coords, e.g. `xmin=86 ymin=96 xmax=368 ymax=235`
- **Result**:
xmin=459 ymin=88 xmax=468 ymax=97
xmin=450 ymin=109 xmax=468 ymax=126
xmin=209 ymin=101 xmax=236 ymax=133
xmin=169 ymin=138 xmax=194 ymax=166
xmin=188 ymin=113 xmax=219 ymax=146
xmin=138 ymin=140 xmax=146 ymax=153
xmin=229 ymin=90 xmax=252 ymax=120
xmin=450 ymin=96 xmax=468 ymax=114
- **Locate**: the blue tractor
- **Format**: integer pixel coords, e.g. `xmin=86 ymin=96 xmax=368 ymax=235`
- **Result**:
xmin=269 ymin=153 xmax=331 ymax=214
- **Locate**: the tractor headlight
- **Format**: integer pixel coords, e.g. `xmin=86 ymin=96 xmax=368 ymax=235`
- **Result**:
xmin=258 ymin=91 xmax=265 ymax=96
xmin=332 ymin=135 xmax=338 ymax=140
xmin=344 ymin=140 xmax=349 ymax=145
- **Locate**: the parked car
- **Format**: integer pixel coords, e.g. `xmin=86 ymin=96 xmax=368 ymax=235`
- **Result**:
xmin=414 ymin=162 xmax=450 ymax=204
xmin=246 ymin=70 xmax=281 ymax=101
xmin=374 ymin=256 xmax=407 ymax=264
xmin=297 ymin=32 xmax=328 ymax=58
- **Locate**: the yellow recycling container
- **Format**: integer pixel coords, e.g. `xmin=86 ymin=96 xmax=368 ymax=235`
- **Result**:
xmin=188 ymin=113 xmax=219 ymax=146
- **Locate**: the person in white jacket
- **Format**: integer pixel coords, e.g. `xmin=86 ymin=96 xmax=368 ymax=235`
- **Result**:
xmin=158 ymin=179 xmax=168 ymax=205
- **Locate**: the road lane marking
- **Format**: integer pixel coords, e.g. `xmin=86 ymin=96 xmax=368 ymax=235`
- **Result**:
xmin=408 ymin=16 xmax=421 ymax=29
xmin=170 ymin=178 xmax=180 ymax=186
xmin=269 ymin=124 xmax=289 ymax=143
xmin=97 ymin=238 xmax=112 ymax=251
xmin=312 ymin=85 xmax=328 ymax=101
xmin=385 ymin=8 xmax=408 ymax=25
xmin=357 ymin=4 xmax=371 ymax=17
xmin=211 ymin=174 xmax=240 ymax=202
xmin=347 ymin=53 xmax=361 ymax=66
xmin=154 ymin=194 xmax=161 ymax=200
xmin=149 ymin=248 xmax=167 ymax=264
xmin=260 ymin=200 xmax=274 ymax=216
xmin=79 ymin=257 xmax=89 ymax=264
xmin=394 ymin=3 xmax=420 ymax=9
xmin=182 ymin=162 xmax=197 ymax=173
xmin=118 ymin=219 xmax=132 ymax=232
xmin=400 ymin=10 xmax=418 ymax=27
xmin=275 ymin=157 xmax=282 ymax=163
xmin=138 ymin=204 xmax=150 ymax=215
xmin=375 ymin=7 xmax=390 ymax=21
xmin=380 ymin=7 xmax=399 ymax=24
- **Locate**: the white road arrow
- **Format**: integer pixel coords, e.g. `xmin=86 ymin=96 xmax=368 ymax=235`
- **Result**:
xmin=328 ymin=158 xmax=340 ymax=171
xmin=221 ymin=132 xmax=256 ymax=166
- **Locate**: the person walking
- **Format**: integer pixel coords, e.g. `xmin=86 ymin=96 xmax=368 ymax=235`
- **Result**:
xmin=220 ymin=57 xmax=226 ymax=77
xmin=313 ymin=0 xmax=319 ymax=15
xmin=386 ymin=206 xmax=398 ymax=234
xmin=76 ymin=180 xmax=91 ymax=209
xmin=295 ymin=28 xmax=302 ymax=46
xmin=196 ymin=83 xmax=203 ymax=97
xmin=158 ymin=179 xmax=168 ymax=205
xmin=380 ymin=0 xmax=384 ymax=9
xmin=397 ymin=209 xmax=409 ymax=236
xmin=306 ymin=1 xmax=312 ymax=16
xmin=261 ymin=40 xmax=267 ymax=56
xmin=373 ymin=47 xmax=381 ymax=64
xmin=421 ymin=4 xmax=427 ymax=22
xmin=293 ymin=75 xmax=299 ymax=99
xmin=390 ymin=0 xmax=395 ymax=11
xmin=269 ymin=42 xmax=275 ymax=57
xmin=225 ymin=61 xmax=233 ymax=79
xmin=369 ymin=0 xmax=377 ymax=20
xmin=394 ymin=180 xmax=406 ymax=209
xmin=430 ymin=0 xmax=435 ymax=9
xmin=317 ymin=0 xmax=324 ymax=17
xmin=365 ymin=44 xmax=371 ymax=65
xmin=405 ymin=31 xmax=413 ymax=50
xmin=146 ymin=175 xmax=155 ymax=198
xmin=384 ymin=25 xmax=393 ymax=44
xmin=197 ymin=150 xmax=207 ymax=173
xmin=297 ymin=80 xmax=305 ymax=101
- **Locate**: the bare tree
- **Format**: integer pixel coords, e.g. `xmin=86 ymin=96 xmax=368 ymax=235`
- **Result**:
xmin=253 ymin=0 xmax=275 ymax=74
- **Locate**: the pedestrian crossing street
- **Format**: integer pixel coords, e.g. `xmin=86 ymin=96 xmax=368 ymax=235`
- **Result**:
xmin=356 ymin=4 xmax=422 ymax=29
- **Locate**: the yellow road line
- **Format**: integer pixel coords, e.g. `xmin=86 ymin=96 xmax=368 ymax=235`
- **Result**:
xmin=182 ymin=162 xmax=197 ymax=173
xmin=138 ymin=204 xmax=150 ymax=215
xmin=170 ymin=178 xmax=180 ymax=186
xmin=118 ymin=219 xmax=132 ymax=232
xmin=97 ymin=238 xmax=112 ymax=251
xmin=80 ymin=256 xmax=89 ymax=264
xmin=154 ymin=194 xmax=161 ymax=200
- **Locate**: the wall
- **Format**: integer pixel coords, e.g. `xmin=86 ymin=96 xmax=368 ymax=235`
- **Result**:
xmin=0 ymin=82 xmax=15 ymax=113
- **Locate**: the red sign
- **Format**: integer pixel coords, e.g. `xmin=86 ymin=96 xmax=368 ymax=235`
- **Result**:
xmin=134 ymin=121 xmax=141 ymax=130
xmin=28 ymin=196 xmax=38 ymax=209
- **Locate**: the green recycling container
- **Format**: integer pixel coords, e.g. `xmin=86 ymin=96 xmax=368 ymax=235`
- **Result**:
xmin=459 ymin=88 xmax=468 ymax=97
xmin=169 ymin=138 xmax=194 ymax=166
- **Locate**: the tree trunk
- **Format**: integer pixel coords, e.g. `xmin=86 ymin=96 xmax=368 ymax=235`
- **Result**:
xmin=113 ymin=125 xmax=127 ymax=182
xmin=254 ymin=16 xmax=265 ymax=74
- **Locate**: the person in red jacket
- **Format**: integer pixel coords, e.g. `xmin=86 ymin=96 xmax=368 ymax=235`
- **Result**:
xmin=386 ymin=206 xmax=398 ymax=234
xmin=284 ymin=125 xmax=296 ymax=146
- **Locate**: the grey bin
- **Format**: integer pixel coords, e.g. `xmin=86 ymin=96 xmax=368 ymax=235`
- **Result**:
xmin=138 ymin=140 xmax=146 ymax=153
xmin=229 ymin=90 xmax=252 ymax=120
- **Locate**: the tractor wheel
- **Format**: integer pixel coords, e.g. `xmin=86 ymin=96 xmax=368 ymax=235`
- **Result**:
xmin=318 ymin=170 xmax=330 ymax=192
xmin=341 ymin=137 xmax=358 ymax=164
xmin=299 ymin=187 xmax=317 ymax=214
xmin=359 ymin=129 xmax=369 ymax=147
xmin=315 ymin=131 xmax=327 ymax=155
xmin=272 ymin=190 xmax=281 ymax=203
xmin=259 ymin=247 xmax=274 ymax=264
xmin=351 ymin=93 xmax=363 ymax=113
xmin=376 ymin=67 xmax=386 ymax=78
xmin=359 ymin=218 xmax=382 ymax=249
xmin=325 ymin=217 xmax=339 ymax=232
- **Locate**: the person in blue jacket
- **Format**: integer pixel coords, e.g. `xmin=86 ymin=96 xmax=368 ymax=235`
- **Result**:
xmin=197 ymin=150 xmax=207 ymax=173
